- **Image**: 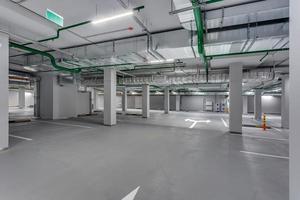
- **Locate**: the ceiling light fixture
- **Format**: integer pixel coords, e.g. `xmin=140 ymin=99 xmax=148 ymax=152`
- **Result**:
xmin=92 ymin=11 xmax=134 ymax=25
xmin=23 ymin=66 xmax=37 ymax=72
xmin=149 ymin=59 xmax=175 ymax=64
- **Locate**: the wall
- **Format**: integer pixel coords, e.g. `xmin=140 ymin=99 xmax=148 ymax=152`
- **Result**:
xmin=247 ymin=95 xmax=281 ymax=114
xmin=181 ymin=96 xmax=204 ymax=111
xmin=8 ymin=90 xmax=34 ymax=108
xmin=95 ymin=94 xmax=122 ymax=110
xmin=77 ymin=92 xmax=91 ymax=115
xmin=9 ymin=90 xmax=19 ymax=107
xmin=53 ymin=81 xmax=78 ymax=119
xmin=126 ymin=95 xmax=228 ymax=112
xmin=39 ymin=73 xmax=91 ymax=120
xmin=25 ymin=91 xmax=34 ymax=107
xmin=150 ymin=96 xmax=164 ymax=110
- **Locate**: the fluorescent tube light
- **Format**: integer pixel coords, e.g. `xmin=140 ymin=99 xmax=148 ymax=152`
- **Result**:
xmin=92 ymin=11 xmax=134 ymax=25
xmin=23 ymin=66 xmax=37 ymax=72
xmin=149 ymin=59 xmax=175 ymax=64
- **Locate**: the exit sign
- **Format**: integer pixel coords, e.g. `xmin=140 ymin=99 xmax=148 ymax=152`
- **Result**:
xmin=46 ymin=9 xmax=64 ymax=27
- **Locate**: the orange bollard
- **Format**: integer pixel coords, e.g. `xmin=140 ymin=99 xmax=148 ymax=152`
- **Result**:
xmin=262 ymin=113 xmax=267 ymax=131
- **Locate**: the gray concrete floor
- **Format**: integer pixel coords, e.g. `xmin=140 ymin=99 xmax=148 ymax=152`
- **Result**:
xmin=1 ymin=112 xmax=288 ymax=200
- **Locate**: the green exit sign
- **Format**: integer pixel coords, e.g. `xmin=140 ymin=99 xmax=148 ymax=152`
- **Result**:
xmin=46 ymin=9 xmax=64 ymax=27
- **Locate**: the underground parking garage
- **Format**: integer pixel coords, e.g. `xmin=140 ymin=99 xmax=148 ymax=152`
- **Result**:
xmin=0 ymin=0 xmax=299 ymax=199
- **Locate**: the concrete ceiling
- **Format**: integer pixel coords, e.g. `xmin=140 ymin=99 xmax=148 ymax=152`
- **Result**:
xmin=5 ymin=0 xmax=289 ymax=86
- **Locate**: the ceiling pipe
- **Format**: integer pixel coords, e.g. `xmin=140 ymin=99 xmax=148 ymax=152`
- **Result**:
xmin=191 ymin=0 xmax=209 ymax=82
xmin=170 ymin=0 xmax=266 ymax=15
xmin=116 ymin=0 xmax=164 ymax=61
xmin=10 ymin=42 xmax=81 ymax=73
xmin=206 ymin=48 xmax=289 ymax=59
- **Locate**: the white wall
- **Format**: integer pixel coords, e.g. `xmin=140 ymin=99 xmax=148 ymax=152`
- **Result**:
xmin=25 ymin=91 xmax=34 ymax=107
xmin=9 ymin=90 xmax=19 ymax=107
xmin=9 ymin=90 xmax=34 ymax=108
xmin=248 ymin=95 xmax=281 ymax=114
xmin=40 ymin=73 xmax=91 ymax=120
xmin=77 ymin=92 xmax=91 ymax=115
xmin=53 ymin=82 xmax=78 ymax=119
xmin=95 ymin=94 xmax=122 ymax=110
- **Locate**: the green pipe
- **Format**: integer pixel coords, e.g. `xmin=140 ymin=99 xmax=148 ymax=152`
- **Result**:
xmin=23 ymin=20 xmax=91 ymax=46
xmin=191 ymin=0 xmax=209 ymax=82
xmin=206 ymin=48 xmax=289 ymax=59
xmin=23 ymin=6 xmax=144 ymax=46
xmin=10 ymin=42 xmax=81 ymax=73
xmin=206 ymin=0 xmax=223 ymax=4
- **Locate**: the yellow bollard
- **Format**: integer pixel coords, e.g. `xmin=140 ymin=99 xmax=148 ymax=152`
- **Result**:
xmin=262 ymin=113 xmax=267 ymax=131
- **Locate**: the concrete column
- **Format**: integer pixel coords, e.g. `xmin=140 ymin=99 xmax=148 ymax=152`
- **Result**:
xmin=122 ymin=87 xmax=128 ymax=114
xmin=142 ymin=85 xmax=150 ymax=118
xmin=0 ymin=33 xmax=9 ymax=150
xmin=33 ymin=80 xmax=40 ymax=118
xmin=254 ymin=90 xmax=262 ymax=121
xmin=175 ymin=95 xmax=180 ymax=111
xmin=229 ymin=63 xmax=243 ymax=134
xmin=281 ymin=75 xmax=289 ymax=129
xmin=164 ymin=87 xmax=170 ymax=114
xmin=92 ymin=88 xmax=97 ymax=111
xmin=18 ymin=88 xmax=25 ymax=109
xmin=290 ymin=1 xmax=299 ymax=197
xmin=243 ymin=96 xmax=248 ymax=114
xmin=104 ymin=68 xmax=116 ymax=126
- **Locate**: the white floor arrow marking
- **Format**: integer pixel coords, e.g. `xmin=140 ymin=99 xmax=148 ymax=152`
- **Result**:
xmin=122 ymin=186 xmax=140 ymax=200
xmin=185 ymin=119 xmax=211 ymax=129
xmin=221 ymin=118 xmax=229 ymax=128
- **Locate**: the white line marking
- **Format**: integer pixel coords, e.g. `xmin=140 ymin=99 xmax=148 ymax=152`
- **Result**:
xmin=233 ymin=134 xmax=288 ymax=142
xmin=9 ymin=134 xmax=33 ymax=141
xmin=240 ymin=151 xmax=289 ymax=160
xmin=122 ymin=186 xmax=140 ymax=200
xmin=272 ymin=127 xmax=282 ymax=132
xmin=38 ymin=121 xmax=92 ymax=129
xmin=221 ymin=118 xmax=228 ymax=127
xmin=185 ymin=119 xmax=211 ymax=129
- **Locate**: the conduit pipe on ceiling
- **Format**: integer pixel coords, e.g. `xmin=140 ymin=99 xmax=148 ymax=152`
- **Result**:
xmin=10 ymin=42 xmax=81 ymax=73
xmin=206 ymin=48 xmax=289 ymax=59
xmin=23 ymin=20 xmax=91 ymax=46
xmin=191 ymin=0 xmax=209 ymax=82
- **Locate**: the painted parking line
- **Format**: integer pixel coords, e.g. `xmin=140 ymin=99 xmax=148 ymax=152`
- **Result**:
xmin=185 ymin=119 xmax=211 ymax=129
xmin=240 ymin=151 xmax=289 ymax=160
xmin=122 ymin=186 xmax=140 ymax=200
xmin=221 ymin=118 xmax=229 ymax=127
xmin=9 ymin=134 xmax=33 ymax=141
xmin=233 ymin=134 xmax=288 ymax=142
xmin=272 ymin=127 xmax=282 ymax=132
xmin=37 ymin=121 xmax=93 ymax=129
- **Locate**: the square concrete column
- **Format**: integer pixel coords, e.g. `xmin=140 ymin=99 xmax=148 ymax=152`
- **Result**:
xmin=142 ymin=84 xmax=150 ymax=118
xmin=93 ymin=88 xmax=98 ymax=111
xmin=254 ymin=89 xmax=262 ymax=121
xmin=175 ymin=95 xmax=180 ymax=111
xmin=229 ymin=63 xmax=243 ymax=134
xmin=122 ymin=87 xmax=128 ymax=114
xmin=164 ymin=87 xmax=170 ymax=114
xmin=290 ymin=1 xmax=300 ymax=198
xmin=18 ymin=88 xmax=26 ymax=109
xmin=243 ymin=96 xmax=248 ymax=114
xmin=104 ymin=68 xmax=116 ymax=126
xmin=0 ymin=32 xmax=9 ymax=150
xmin=281 ymin=75 xmax=289 ymax=129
